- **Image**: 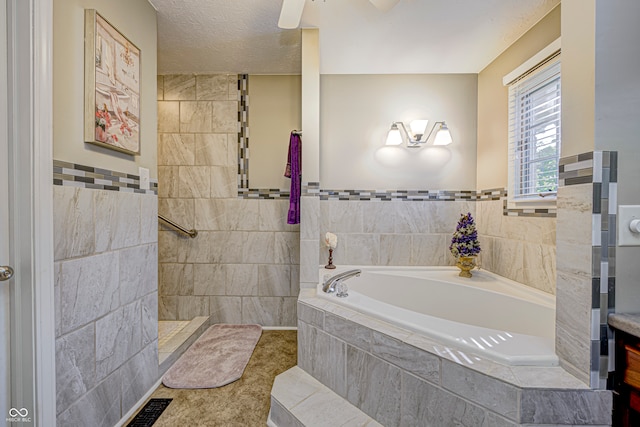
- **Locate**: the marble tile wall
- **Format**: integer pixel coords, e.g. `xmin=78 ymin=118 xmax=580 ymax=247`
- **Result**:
xmin=157 ymin=74 xmax=299 ymax=326
xmin=53 ymin=185 xmax=159 ymax=426
xmin=296 ymin=291 xmax=612 ymax=426
xmin=315 ymin=196 xmax=556 ymax=296
xmin=476 ymin=199 xmax=557 ymax=295
xmin=318 ymin=200 xmax=476 ymax=269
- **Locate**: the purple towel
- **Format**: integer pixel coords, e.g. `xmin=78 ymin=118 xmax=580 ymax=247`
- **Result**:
xmin=284 ymin=132 xmax=302 ymax=224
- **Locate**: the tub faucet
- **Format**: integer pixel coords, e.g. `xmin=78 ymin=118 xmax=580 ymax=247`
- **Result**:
xmin=322 ymin=269 xmax=361 ymax=293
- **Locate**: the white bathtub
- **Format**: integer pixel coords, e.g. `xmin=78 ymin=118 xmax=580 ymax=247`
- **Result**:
xmin=317 ymin=266 xmax=558 ymax=366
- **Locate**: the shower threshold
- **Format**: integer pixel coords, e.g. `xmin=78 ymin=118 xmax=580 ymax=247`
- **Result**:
xmin=158 ymin=316 xmax=210 ymax=373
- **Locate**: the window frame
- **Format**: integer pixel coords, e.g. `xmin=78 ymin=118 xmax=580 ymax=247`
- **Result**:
xmin=504 ymin=39 xmax=561 ymax=210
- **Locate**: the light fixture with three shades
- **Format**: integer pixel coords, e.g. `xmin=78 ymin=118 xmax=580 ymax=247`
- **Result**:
xmin=385 ymin=120 xmax=453 ymax=147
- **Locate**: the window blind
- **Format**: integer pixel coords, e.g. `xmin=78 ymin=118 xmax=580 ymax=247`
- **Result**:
xmin=508 ymin=55 xmax=561 ymax=201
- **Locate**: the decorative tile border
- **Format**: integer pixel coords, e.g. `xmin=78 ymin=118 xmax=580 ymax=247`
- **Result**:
xmin=316 ymin=189 xmax=477 ymax=201
xmin=560 ymin=151 xmax=618 ymax=390
xmin=478 ymin=188 xmax=507 ymax=201
xmin=53 ymin=160 xmax=158 ymax=195
xmin=238 ymin=74 xmax=249 ymax=190
xmin=559 ymin=151 xmax=594 ymax=186
xmin=238 ymin=188 xmax=290 ymax=199
xmin=303 ymin=182 xmax=320 ymax=196
xmin=304 ymin=184 xmax=554 ymax=218
xmin=502 ymin=201 xmax=557 ymax=217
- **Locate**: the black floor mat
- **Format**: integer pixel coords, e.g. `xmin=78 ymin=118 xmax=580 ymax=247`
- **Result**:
xmin=127 ymin=398 xmax=173 ymax=427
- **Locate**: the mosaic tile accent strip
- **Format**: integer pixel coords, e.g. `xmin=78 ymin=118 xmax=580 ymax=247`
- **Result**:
xmin=559 ymin=151 xmax=594 ymax=186
xmin=317 ymin=189 xmax=477 ymax=201
xmin=588 ymin=151 xmax=617 ymax=390
xmin=305 ymin=184 xmax=553 ymax=217
xmin=53 ymin=160 xmax=158 ymax=195
xmin=560 ymin=151 xmax=618 ymax=390
xmin=238 ymin=188 xmax=290 ymax=199
xmin=502 ymin=201 xmax=557 ymax=217
xmin=302 ymin=182 xmax=320 ymax=196
xmin=238 ymin=74 xmax=249 ymax=190
xmin=477 ymin=188 xmax=507 ymax=201
xmin=304 ymin=186 xmax=554 ymax=215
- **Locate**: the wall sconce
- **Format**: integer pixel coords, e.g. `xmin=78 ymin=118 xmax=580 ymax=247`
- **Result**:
xmin=385 ymin=120 xmax=453 ymax=147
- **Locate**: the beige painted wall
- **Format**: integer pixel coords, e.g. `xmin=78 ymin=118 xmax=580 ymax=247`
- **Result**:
xmin=53 ymin=0 xmax=157 ymax=177
xmin=302 ymin=29 xmax=320 ymax=183
xmin=320 ymin=74 xmax=478 ymax=190
xmin=476 ymin=6 xmax=561 ymax=190
xmin=249 ymin=75 xmax=301 ymax=190
xmin=561 ymin=2 xmax=595 ymax=158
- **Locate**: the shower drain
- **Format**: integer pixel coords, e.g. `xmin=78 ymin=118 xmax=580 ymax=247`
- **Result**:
xmin=127 ymin=398 xmax=173 ymax=427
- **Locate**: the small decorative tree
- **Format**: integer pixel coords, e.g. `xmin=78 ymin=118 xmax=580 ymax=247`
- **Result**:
xmin=450 ymin=212 xmax=481 ymax=277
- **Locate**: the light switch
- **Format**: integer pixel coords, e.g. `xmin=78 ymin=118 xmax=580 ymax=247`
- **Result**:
xmin=618 ymin=205 xmax=640 ymax=246
xmin=138 ymin=166 xmax=150 ymax=190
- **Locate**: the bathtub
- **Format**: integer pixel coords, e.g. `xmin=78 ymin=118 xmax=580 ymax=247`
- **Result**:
xmin=316 ymin=266 xmax=558 ymax=366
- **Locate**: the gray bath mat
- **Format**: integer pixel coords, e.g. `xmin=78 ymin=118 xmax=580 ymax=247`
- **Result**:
xmin=162 ymin=324 xmax=262 ymax=389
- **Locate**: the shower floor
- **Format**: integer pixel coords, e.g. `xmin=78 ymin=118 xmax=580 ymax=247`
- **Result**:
xmin=158 ymin=317 xmax=210 ymax=371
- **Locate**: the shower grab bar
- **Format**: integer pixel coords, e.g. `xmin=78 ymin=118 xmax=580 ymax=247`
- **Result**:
xmin=158 ymin=214 xmax=198 ymax=238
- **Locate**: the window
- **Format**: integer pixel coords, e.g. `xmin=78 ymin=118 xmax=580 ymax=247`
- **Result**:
xmin=507 ymin=50 xmax=561 ymax=208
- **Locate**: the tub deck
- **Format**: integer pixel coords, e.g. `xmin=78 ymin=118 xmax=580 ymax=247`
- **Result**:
xmin=292 ymin=288 xmax=612 ymax=426
xmin=317 ymin=266 xmax=557 ymax=366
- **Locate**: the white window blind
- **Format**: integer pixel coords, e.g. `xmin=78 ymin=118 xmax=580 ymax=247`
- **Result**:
xmin=508 ymin=54 xmax=561 ymax=205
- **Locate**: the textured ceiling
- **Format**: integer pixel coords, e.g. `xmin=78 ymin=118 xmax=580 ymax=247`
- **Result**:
xmin=150 ymin=0 xmax=559 ymax=75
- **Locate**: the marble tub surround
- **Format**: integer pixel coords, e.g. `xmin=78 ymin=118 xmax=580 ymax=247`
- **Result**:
xmin=269 ymin=366 xmax=382 ymax=427
xmin=295 ymin=289 xmax=612 ymax=426
xmin=315 ymin=193 xmax=557 ymax=296
xmin=54 ymin=185 xmax=159 ymax=426
xmin=476 ymin=198 xmax=557 ymax=295
xmin=158 ymin=73 xmax=300 ymax=326
xmin=318 ymin=199 xmax=476 ymax=267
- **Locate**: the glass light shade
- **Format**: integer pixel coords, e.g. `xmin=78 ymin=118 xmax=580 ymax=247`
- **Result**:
xmin=409 ymin=120 xmax=429 ymax=140
xmin=433 ymin=124 xmax=453 ymax=145
xmin=369 ymin=0 xmax=400 ymax=12
xmin=385 ymin=125 xmax=403 ymax=146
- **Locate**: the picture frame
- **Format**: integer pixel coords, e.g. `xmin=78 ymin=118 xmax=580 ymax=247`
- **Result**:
xmin=84 ymin=9 xmax=141 ymax=155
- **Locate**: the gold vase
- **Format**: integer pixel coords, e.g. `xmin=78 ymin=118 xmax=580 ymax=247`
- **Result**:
xmin=456 ymin=256 xmax=476 ymax=278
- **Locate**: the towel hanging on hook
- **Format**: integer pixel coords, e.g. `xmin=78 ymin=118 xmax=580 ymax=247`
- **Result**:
xmin=284 ymin=131 xmax=302 ymax=224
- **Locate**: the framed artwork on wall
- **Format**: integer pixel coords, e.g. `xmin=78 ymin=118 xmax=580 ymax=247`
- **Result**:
xmin=84 ymin=9 xmax=141 ymax=155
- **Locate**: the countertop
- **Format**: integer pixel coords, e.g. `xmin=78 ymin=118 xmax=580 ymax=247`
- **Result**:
xmin=609 ymin=313 xmax=640 ymax=338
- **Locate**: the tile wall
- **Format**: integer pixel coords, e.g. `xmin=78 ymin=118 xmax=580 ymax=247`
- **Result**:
xmin=53 ymin=183 xmax=159 ymax=426
xmin=476 ymin=199 xmax=557 ymax=295
xmin=555 ymin=151 xmax=617 ymax=388
xmin=157 ymin=74 xmax=299 ymax=326
xmin=308 ymin=186 xmax=557 ymax=295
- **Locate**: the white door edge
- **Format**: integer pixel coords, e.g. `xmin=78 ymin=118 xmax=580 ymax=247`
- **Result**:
xmin=5 ymin=0 xmax=56 ymax=424
xmin=0 ymin=0 xmax=11 ymax=419
xmin=31 ymin=0 xmax=56 ymax=424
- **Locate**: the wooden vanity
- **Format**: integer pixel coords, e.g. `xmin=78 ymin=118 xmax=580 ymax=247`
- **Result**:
xmin=609 ymin=313 xmax=640 ymax=426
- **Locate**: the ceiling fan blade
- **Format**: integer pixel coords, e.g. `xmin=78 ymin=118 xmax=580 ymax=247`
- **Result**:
xmin=278 ymin=0 xmax=306 ymax=29
xmin=369 ymin=0 xmax=400 ymax=12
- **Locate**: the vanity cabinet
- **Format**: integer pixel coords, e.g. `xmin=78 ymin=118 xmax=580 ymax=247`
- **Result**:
xmin=614 ymin=329 xmax=640 ymax=426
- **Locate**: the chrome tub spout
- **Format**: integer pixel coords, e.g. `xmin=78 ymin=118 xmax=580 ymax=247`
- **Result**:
xmin=322 ymin=269 xmax=361 ymax=293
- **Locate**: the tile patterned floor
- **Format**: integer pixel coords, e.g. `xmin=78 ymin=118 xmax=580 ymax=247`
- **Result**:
xmin=130 ymin=329 xmax=297 ymax=426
